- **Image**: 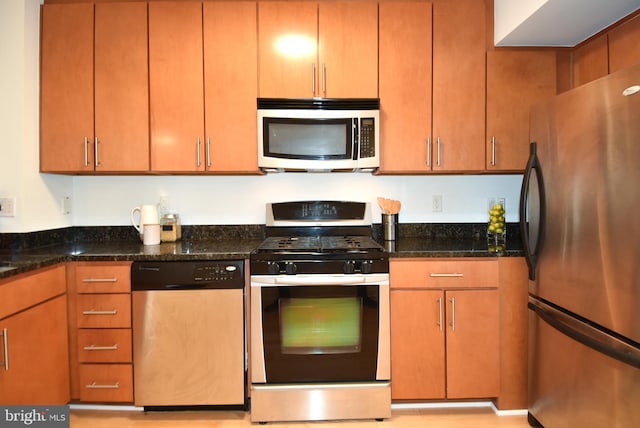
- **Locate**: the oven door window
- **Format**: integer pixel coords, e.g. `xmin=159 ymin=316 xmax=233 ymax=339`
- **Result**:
xmin=261 ymin=285 xmax=379 ymax=383
xmin=262 ymin=117 xmax=353 ymax=160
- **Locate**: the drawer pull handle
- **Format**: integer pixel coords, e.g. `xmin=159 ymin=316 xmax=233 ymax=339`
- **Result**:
xmin=82 ymin=309 xmax=118 ymax=315
xmin=1 ymin=328 xmax=8 ymax=371
xmin=85 ymin=381 xmax=120 ymax=389
xmin=83 ymin=344 xmax=119 ymax=351
xmin=82 ymin=278 xmax=118 ymax=283
xmin=429 ymin=273 xmax=464 ymax=277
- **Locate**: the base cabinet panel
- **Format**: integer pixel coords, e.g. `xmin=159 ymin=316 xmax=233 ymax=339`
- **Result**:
xmin=390 ymin=259 xmax=500 ymax=401
xmin=0 ymin=295 xmax=70 ymax=404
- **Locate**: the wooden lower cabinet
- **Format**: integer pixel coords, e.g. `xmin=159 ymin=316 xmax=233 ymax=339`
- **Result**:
xmin=390 ymin=258 xmax=500 ymax=401
xmin=0 ymin=266 xmax=70 ymax=404
xmin=69 ymin=261 xmax=133 ymax=403
xmin=391 ymin=287 xmax=499 ymax=400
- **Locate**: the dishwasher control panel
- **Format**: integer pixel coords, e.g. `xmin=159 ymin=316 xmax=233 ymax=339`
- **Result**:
xmin=131 ymin=260 xmax=244 ymax=290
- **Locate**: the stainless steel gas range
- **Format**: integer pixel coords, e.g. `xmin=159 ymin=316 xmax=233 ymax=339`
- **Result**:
xmin=249 ymin=201 xmax=390 ymax=423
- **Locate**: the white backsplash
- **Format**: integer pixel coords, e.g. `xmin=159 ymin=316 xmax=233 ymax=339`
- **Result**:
xmin=72 ymin=174 xmax=523 ymax=226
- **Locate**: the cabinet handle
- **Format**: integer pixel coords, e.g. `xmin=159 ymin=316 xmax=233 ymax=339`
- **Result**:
xmin=85 ymin=381 xmax=120 ymax=389
xmin=429 ymin=273 xmax=463 ymax=277
xmin=196 ymin=138 xmax=202 ymax=168
xmin=83 ymin=344 xmax=119 ymax=351
xmin=322 ymin=63 xmax=326 ymax=95
xmin=82 ymin=309 xmax=118 ymax=315
xmin=449 ymin=297 xmax=456 ymax=332
xmin=437 ymin=298 xmax=443 ymax=331
xmin=1 ymin=328 xmax=8 ymax=371
xmin=436 ymin=137 xmax=441 ymax=166
xmin=84 ymin=137 xmax=90 ymax=167
xmin=312 ymin=63 xmax=316 ymax=95
xmin=426 ymin=138 xmax=431 ymax=166
xmin=206 ymin=137 xmax=212 ymax=167
xmin=94 ymin=136 xmax=100 ymax=167
xmin=491 ymin=136 xmax=496 ymax=166
xmin=82 ymin=277 xmax=118 ymax=283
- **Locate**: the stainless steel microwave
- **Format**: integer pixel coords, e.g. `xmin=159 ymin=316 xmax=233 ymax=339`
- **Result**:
xmin=257 ymin=98 xmax=380 ymax=172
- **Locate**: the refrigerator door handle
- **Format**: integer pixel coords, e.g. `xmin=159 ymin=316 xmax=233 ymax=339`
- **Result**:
xmin=529 ymin=299 xmax=640 ymax=369
xmin=519 ymin=142 xmax=546 ymax=280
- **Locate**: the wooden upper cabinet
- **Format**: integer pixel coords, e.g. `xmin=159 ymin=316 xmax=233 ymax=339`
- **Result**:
xmin=258 ymin=1 xmax=377 ymax=98
xmin=486 ymin=50 xmax=557 ymax=172
xmin=40 ymin=3 xmax=94 ymax=173
xmin=608 ymin=14 xmax=640 ymax=73
xmin=149 ymin=1 xmax=205 ymax=172
xmin=204 ymin=1 xmax=259 ymax=173
xmin=379 ymin=1 xmax=432 ymax=173
xmin=259 ymin=1 xmax=318 ymax=98
xmin=318 ymin=1 xmax=378 ymax=98
xmin=432 ymin=0 xmax=486 ymax=172
xmin=94 ymin=2 xmax=149 ymax=173
xmin=572 ymin=34 xmax=609 ymax=88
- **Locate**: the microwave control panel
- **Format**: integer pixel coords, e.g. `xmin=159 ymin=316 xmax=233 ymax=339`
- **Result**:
xmin=359 ymin=118 xmax=376 ymax=158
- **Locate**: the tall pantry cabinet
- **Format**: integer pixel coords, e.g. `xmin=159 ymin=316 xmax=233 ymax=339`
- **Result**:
xmin=40 ymin=2 xmax=149 ymax=173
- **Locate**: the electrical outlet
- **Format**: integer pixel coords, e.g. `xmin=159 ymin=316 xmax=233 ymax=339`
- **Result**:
xmin=432 ymin=194 xmax=442 ymax=212
xmin=159 ymin=195 xmax=170 ymax=215
xmin=61 ymin=196 xmax=71 ymax=215
xmin=0 ymin=197 xmax=17 ymax=217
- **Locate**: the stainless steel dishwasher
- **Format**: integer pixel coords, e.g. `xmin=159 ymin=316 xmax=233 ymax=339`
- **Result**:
xmin=131 ymin=260 xmax=246 ymax=409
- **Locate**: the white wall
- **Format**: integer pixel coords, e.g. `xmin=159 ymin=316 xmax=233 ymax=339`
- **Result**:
xmin=1 ymin=0 xmax=523 ymax=234
xmin=73 ymin=174 xmax=523 ymax=226
xmin=0 ymin=0 xmax=73 ymax=233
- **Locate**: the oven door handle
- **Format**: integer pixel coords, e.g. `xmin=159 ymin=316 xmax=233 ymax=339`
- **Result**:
xmin=253 ymin=274 xmax=388 ymax=286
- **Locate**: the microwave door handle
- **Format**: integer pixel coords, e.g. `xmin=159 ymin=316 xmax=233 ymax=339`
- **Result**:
xmin=353 ymin=118 xmax=359 ymax=160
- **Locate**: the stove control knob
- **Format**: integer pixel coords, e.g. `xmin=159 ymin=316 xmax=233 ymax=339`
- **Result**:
xmin=361 ymin=260 xmax=373 ymax=274
xmin=267 ymin=261 xmax=280 ymax=275
xmin=343 ymin=260 xmax=356 ymax=274
xmin=285 ymin=262 xmax=297 ymax=275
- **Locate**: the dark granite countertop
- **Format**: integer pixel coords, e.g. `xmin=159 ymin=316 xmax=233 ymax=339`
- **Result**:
xmin=0 ymin=224 xmax=524 ymax=280
xmin=0 ymin=238 xmax=263 ymax=280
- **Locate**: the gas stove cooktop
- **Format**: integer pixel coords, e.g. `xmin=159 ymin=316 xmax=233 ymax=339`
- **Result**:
xmin=254 ymin=235 xmax=384 ymax=254
xmin=251 ymin=201 xmax=388 ymax=275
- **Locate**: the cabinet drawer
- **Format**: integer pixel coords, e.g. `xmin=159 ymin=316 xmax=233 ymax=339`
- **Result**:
xmin=0 ymin=265 xmax=66 ymax=319
xmin=75 ymin=263 xmax=131 ymax=293
xmin=391 ymin=259 xmax=498 ymax=288
xmin=76 ymin=294 xmax=131 ymax=328
xmin=77 ymin=329 xmax=132 ymax=363
xmin=78 ymin=364 xmax=133 ymax=402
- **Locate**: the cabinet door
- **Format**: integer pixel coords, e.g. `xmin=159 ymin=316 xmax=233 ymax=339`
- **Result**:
xmin=94 ymin=2 xmax=149 ymax=172
xmin=446 ymin=289 xmax=500 ymax=399
xmin=572 ymin=34 xmax=608 ymax=88
xmin=318 ymin=1 xmax=378 ymax=98
xmin=0 ymin=296 xmax=70 ymax=404
xmin=486 ymin=50 xmax=556 ymax=171
xmin=608 ymin=15 xmax=640 ymax=73
xmin=40 ymin=3 xmax=94 ymax=173
xmin=149 ymin=1 xmax=205 ymax=172
xmin=379 ymin=1 xmax=432 ymax=173
xmin=432 ymin=0 xmax=486 ymax=172
xmin=391 ymin=289 xmax=445 ymax=399
xmin=258 ymin=1 xmax=318 ymax=98
xmin=204 ymin=1 xmax=259 ymax=173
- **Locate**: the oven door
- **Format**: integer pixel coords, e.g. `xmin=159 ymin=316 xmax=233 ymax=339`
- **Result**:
xmin=250 ymin=274 xmax=390 ymax=384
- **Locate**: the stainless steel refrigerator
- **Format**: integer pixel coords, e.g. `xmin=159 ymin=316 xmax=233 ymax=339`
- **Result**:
xmin=520 ymin=62 xmax=640 ymax=427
